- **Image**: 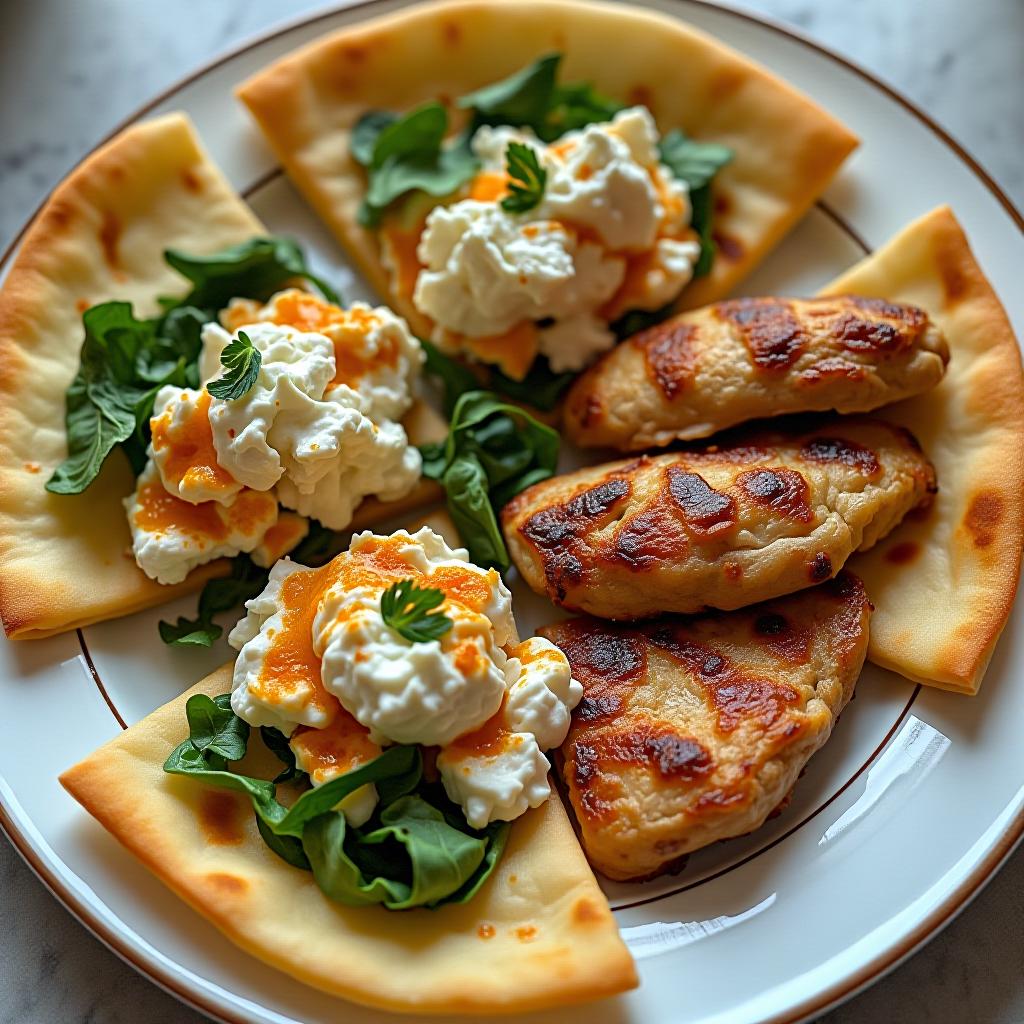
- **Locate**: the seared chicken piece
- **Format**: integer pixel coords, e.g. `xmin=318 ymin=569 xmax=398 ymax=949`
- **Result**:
xmin=540 ymin=572 xmax=871 ymax=881
xmin=565 ymin=295 xmax=949 ymax=451
xmin=502 ymin=417 xmax=934 ymax=619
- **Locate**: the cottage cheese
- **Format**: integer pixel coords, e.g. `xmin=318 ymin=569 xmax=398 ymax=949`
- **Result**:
xmin=413 ymin=106 xmax=700 ymax=372
xmin=125 ymin=460 xmax=279 ymax=585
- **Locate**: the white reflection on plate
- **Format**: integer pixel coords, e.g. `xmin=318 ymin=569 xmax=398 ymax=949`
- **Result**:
xmin=620 ymin=893 xmax=776 ymax=959
xmin=819 ymin=715 xmax=950 ymax=847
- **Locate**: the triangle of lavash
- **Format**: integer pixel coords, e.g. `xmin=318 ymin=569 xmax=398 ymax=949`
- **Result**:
xmin=0 ymin=112 xmax=442 ymax=640
xmin=235 ymin=0 xmax=858 ymax=342
xmin=59 ymin=659 xmax=638 ymax=1013
xmin=820 ymin=206 xmax=1024 ymax=693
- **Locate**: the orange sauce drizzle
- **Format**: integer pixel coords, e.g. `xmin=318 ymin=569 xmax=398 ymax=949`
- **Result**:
xmin=445 ymin=697 xmax=512 ymax=762
xmin=469 ymin=170 xmax=509 ymax=203
xmin=380 ymin=224 xmax=426 ymax=303
xmin=150 ymin=390 xmax=236 ymax=497
xmin=134 ymin=477 xmax=229 ymax=541
xmin=290 ymin=711 xmax=381 ymax=784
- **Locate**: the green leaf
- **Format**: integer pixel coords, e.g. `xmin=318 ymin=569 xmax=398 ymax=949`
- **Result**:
xmin=501 ymin=141 xmax=547 ymax=214
xmin=350 ymin=111 xmax=398 ymax=166
xmin=424 ymin=391 xmax=559 ymax=569
xmin=207 ymin=330 xmax=262 ymax=401
xmin=159 ymin=554 xmax=269 ymax=648
xmin=260 ymin=726 xmax=306 ymax=784
xmin=357 ymin=103 xmax=480 ymax=226
xmin=610 ymin=302 xmax=675 ymax=341
xmin=541 ymin=81 xmax=623 ymax=142
xmin=657 ymin=131 xmax=732 ymax=279
xmin=380 ymin=579 xmax=453 ymax=644
xmin=185 ymin=693 xmax=250 ymax=764
xmin=164 ymin=236 xmax=341 ymax=309
xmin=489 ymin=356 xmax=573 ymax=411
xmin=420 ymin=339 xmax=480 ymax=417
xmin=458 ymin=54 xmax=561 ymax=130
xmin=657 ymin=130 xmax=733 ymax=192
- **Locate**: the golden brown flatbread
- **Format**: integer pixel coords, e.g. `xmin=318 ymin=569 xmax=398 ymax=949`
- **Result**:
xmin=820 ymin=207 xmax=1024 ymax=694
xmin=237 ymin=0 xmax=858 ymax=344
xmin=0 ymin=113 xmax=442 ymax=640
xmin=59 ymin=665 xmax=638 ymax=1013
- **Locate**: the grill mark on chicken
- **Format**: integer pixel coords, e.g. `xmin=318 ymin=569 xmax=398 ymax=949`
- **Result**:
xmin=717 ymin=297 xmax=807 ymax=370
xmin=609 ymin=503 xmax=687 ymax=571
xmin=632 ymin=320 xmax=698 ymax=400
xmin=737 ymin=467 xmax=812 ymax=521
xmin=801 ymin=436 xmax=881 ymax=477
xmin=752 ymin=612 xmax=812 ymax=664
xmin=519 ymin=477 xmax=631 ymax=599
xmin=666 ymin=468 xmax=737 ymax=535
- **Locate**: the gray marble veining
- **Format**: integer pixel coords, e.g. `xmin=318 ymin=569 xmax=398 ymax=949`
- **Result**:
xmin=1 ymin=1 xmax=1022 ymax=1022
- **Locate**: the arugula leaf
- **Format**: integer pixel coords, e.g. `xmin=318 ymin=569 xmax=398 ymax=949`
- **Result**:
xmin=422 ymin=391 xmax=559 ymax=569
xmin=356 ymin=103 xmax=479 ymax=226
xmin=164 ymin=236 xmax=341 ymax=309
xmin=380 ymin=580 xmax=453 ymax=644
xmin=159 ymin=554 xmax=268 ymax=648
xmin=657 ymin=130 xmax=733 ymax=279
xmin=185 ymin=693 xmax=249 ymax=764
xmin=501 ymin=142 xmax=547 ymax=214
xmin=207 ymin=330 xmax=262 ymax=401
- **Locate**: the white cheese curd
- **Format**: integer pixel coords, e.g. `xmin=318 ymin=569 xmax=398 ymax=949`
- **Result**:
xmin=219 ymin=291 xmax=423 ymax=423
xmin=148 ymin=386 xmax=242 ymax=505
xmin=201 ymin=321 xmax=421 ymax=530
xmin=437 ymin=731 xmax=553 ymax=830
xmin=413 ymin=107 xmax=696 ymax=371
xmin=503 ymin=636 xmax=584 ymax=750
xmin=314 ymin=529 xmax=514 ymax=746
xmin=124 ymin=460 xmax=279 ymax=585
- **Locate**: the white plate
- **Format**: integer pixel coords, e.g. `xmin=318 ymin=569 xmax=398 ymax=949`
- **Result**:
xmin=1 ymin=3 xmax=1022 ymax=1023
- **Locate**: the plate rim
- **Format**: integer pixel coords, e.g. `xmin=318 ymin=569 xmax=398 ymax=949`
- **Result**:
xmin=1 ymin=2 xmax=1022 ymax=1023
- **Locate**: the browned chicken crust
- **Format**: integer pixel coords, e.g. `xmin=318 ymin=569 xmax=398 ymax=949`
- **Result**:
xmin=565 ymin=295 xmax=949 ymax=451
xmin=503 ymin=417 xmax=934 ymax=619
xmin=540 ymin=572 xmax=871 ymax=881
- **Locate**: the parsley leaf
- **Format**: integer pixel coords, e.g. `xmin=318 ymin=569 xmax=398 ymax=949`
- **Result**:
xmin=380 ymin=579 xmax=453 ymax=644
xmin=421 ymin=391 xmax=559 ymax=570
xmin=501 ymin=142 xmax=547 ymax=214
xmin=658 ymin=130 xmax=733 ymax=278
xmin=207 ymin=330 xmax=261 ymax=401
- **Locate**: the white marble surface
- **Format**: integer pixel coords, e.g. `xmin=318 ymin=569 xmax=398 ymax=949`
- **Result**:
xmin=1 ymin=1 xmax=1022 ymax=1022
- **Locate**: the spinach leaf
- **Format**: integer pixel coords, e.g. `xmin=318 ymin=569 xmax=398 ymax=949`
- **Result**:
xmin=542 ymin=81 xmax=623 ymax=141
xmin=657 ymin=130 xmax=733 ymax=279
xmin=422 ymin=391 xmax=559 ymax=569
xmin=458 ymin=54 xmax=561 ymax=131
xmin=185 ymin=693 xmax=250 ymax=764
xmin=420 ymin=339 xmax=481 ymax=416
xmin=165 ymin=698 xmax=507 ymax=910
xmin=159 ymin=554 xmax=268 ymax=647
xmin=50 ymin=238 xmax=339 ymax=495
xmin=489 ymin=356 xmax=573 ymax=411
xmin=164 ymin=236 xmax=340 ymax=310
xmin=356 ymin=103 xmax=479 ymax=226
xmin=610 ymin=302 xmax=675 ymax=342
xmin=260 ymin=726 xmax=306 ymax=784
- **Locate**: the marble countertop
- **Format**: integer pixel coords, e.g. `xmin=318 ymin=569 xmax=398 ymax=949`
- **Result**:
xmin=1 ymin=1 xmax=1021 ymax=1022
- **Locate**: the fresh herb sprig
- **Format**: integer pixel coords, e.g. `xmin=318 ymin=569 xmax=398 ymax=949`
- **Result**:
xmin=380 ymin=580 xmax=453 ymax=644
xmin=165 ymin=694 xmax=510 ymax=909
xmin=207 ymin=330 xmax=261 ymax=401
xmin=48 ymin=237 xmax=340 ymax=495
xmin=420 ymin=391 xmax=559 ymax=570
xmin=501 ymin=142 xmax=547 ymax=214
